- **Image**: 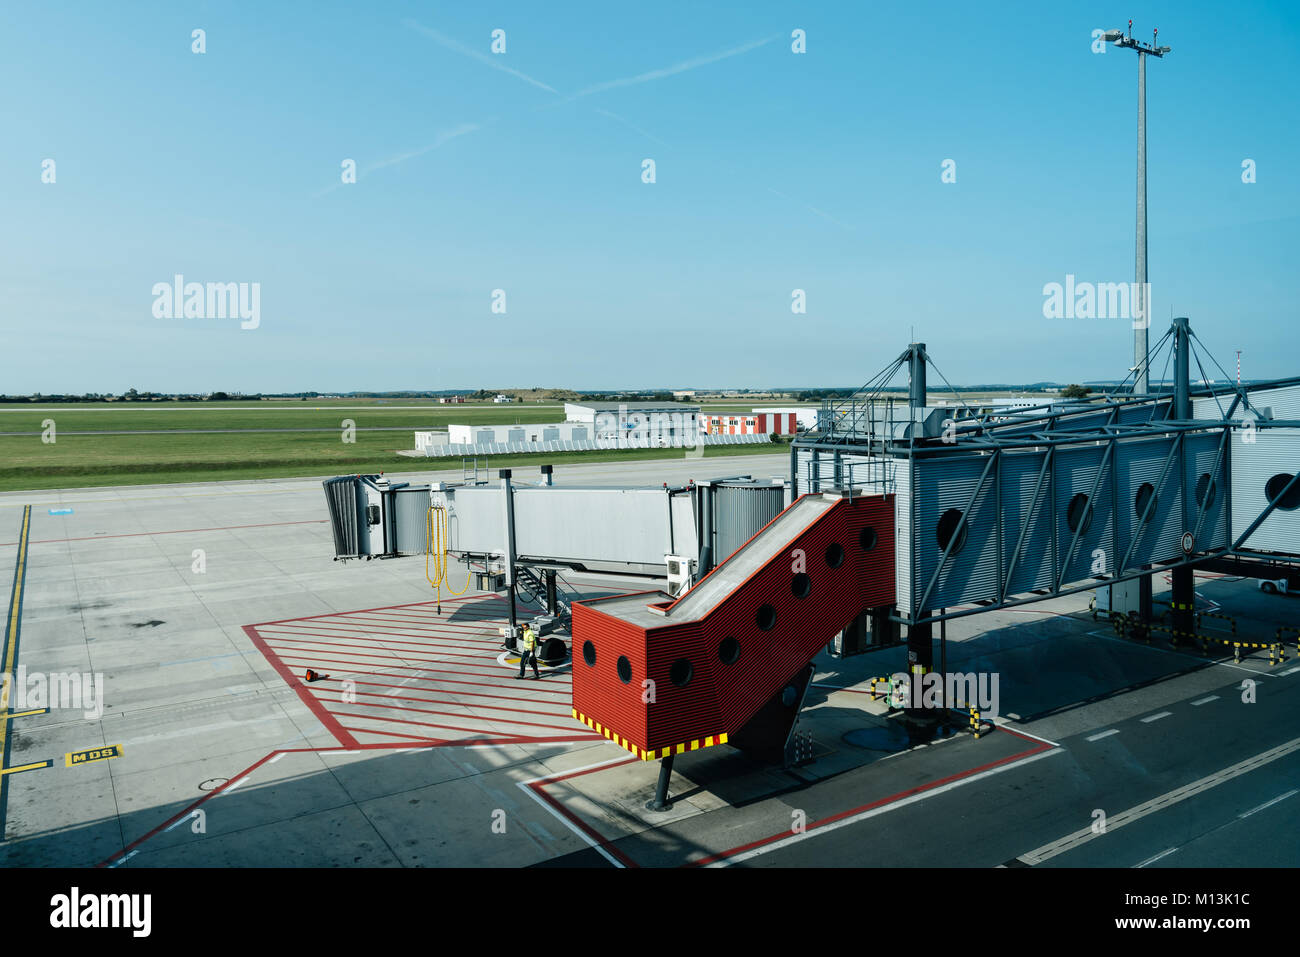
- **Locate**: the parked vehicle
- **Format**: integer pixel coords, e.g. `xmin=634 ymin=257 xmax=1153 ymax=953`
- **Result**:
xmin=1259 ymin=576 xmax=1299 ymax=595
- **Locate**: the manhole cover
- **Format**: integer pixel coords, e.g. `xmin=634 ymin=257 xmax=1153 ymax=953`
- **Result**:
xmin=198 ymin=778 xmax=228 ymax=792
xmin=842 ymin=724 xmax=911 ymax=753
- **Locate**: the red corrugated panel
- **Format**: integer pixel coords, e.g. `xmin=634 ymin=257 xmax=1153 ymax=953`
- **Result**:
xmin=570 ymin=597 xmax=650 ymax=746
xmin=571 ymin=494 xmax=896 ymax=754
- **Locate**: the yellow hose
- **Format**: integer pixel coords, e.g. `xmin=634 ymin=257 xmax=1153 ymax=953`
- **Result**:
xmin=426 ymin=505 xmax=470 ymax=605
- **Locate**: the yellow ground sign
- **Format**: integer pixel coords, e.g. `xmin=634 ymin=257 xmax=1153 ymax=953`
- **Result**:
xmin=65 ymin=744 xmax=122 ymax=767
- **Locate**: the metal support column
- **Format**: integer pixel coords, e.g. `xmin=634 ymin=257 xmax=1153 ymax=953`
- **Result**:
xmin=646 ymin=754 xmax=674 ymax=812
xmin=699 ymin=482 xmax=714 ymax=576
xmin=1170 ymin=316 xmax=1195 ymax=640
xmin=545 ymin=570 xmax=558 ymax=616
xmin=906 ymin=617 xmax=933 ymax=714
xmin=500 ymin=469 xmax=519 ymax=649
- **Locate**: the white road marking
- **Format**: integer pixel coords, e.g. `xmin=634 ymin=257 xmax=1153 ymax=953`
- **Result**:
xmin=1135 ymin=846 xmax=1179 ymax=868
xmin=107 ymin=850 xmax=139 ymax=868
xmin=705 ymin=747 xmax=1066 ymax=867
xmin=386 ymin=671 xmax=426 ymax=696
xmin=1140 ymin=711 xmax=1172 ymax=723
xmin=164 ymin=813 xmax=198 ymax=833
xmin=1006 ymin=725 xmax=1060 ymax=747
xmin=1238 ymin=789 xmax=1298 ymax=819
xmin=1017 ymin=735 xmax=1300 ymax=865
xmin=1086 ymin=729 xmax=1120 ymax=742
xmin=515 ymin=754 xmax=640 ymax=869
xmin=1279 ymin=666 xmax=1300 ymax=676
xmin=1191 ymin=695 xmax=1220 ymax=706
xmin=222 ymin=775 xmax=250 ymax=793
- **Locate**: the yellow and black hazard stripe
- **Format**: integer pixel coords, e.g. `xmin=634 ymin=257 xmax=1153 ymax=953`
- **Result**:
xmin=572 ymin=708 xmax=728 ymax=761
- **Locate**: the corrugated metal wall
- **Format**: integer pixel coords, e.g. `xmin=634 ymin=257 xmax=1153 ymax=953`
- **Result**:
xmin=391 ymin=487 xmax=431 ymax=556
xmin=999 ymin=449 xmax=1055 ymax=596
xmin=1232 ymin=427 xmax=1300 ymax=552
xmin=322 ymin=476 xmax=362 ymax=557
xmin=909 ymin=453 xmax=1001 ymax=612
xmin=1113 ymin=435 xmax=1184 ymax=569
xmin=1054 ymin=445 xmax=1116 ymax=587
xmin=712 ymin=483 xmax=785 ymax=563
xmin=1184 ymin=431 xmax=1231 ymax=551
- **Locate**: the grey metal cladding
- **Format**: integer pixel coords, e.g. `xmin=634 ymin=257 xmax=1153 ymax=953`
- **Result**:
xmin=392 ymin=487 xmax=432 ymax=555
xmin=1114 ymin=435 xmax=1184 ymax=569
xmin=1054 ymin=444 xmax=1116 ymax=587
xmin=999 ymin=449 xmax=1055 ymax=595
xmin=1232 ymin=427 xmax=1300 ymax=551
xmin=1184 ymin=430 xmax=1230 ymax=549
xmin=1242 ymin=384 xmax=1300 ymax=420
xmin=1118 ymin=400 xmax=1170 ymax=425
xmin=713 ymin=484 xmax=785 ymax=563
xmin=322 ymin=476 xmax=362 ymax=557
xmin=912 ymin=453 xmax=1000 ymax=612
xmin=894 ymin=457 xmax=913 ymax=611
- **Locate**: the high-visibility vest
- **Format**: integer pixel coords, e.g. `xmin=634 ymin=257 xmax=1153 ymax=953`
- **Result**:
xmin=522 ymin=628 xmax=536 ymax=651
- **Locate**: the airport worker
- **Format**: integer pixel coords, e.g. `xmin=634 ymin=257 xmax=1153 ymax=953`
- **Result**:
xmin=516 ymin=623 xmax=541 ymax=679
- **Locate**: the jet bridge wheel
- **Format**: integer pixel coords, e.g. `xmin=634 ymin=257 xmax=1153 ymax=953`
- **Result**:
xmin=537 ymin=636 xmax=568 ymax=665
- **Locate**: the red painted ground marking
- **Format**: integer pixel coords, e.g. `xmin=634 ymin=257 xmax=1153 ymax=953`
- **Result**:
xmin=258 ymin=659 xmax=570 ymax=697
xmin=685 ymin=733 xmax=1053 ymax=867
xmin=246 ymin=596 xmax=596 ymax=746
xmin=340 ymin=676 xmax=572 ymax=708
xmin=261 ymin=634 xmax=502 ymax=664
xmin=331 ymin=708 xmax=584 ymax=736
xmin=266 ymin=650 xmax=544 ymax=684
xmin=328 ymin=689 xmax=575 ymax=720
xmin=265 ymin=618 xmax=506 ymax=642
xmin=525 ymin=758 xmax=642 ymax=868
xmin=267 ymin=647 xmax=518 ymax=674
xmin=243 ymin=624 xmax=359 ymax=747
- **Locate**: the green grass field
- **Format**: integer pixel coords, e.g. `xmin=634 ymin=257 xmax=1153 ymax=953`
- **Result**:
xmin=0 ymin=402 xmax=788 ymax=492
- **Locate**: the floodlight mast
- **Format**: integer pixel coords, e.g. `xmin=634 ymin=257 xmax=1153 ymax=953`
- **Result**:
xmin=1105 ymin=20 xmax=1170 ymax=396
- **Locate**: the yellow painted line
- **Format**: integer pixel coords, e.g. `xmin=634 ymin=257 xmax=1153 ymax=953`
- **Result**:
xmin=4 ymin=709 xmax=47 ymax=721
xmin=0 ymin=759 xmax=51 ymax=777
xmin=1 ymin=506 xmax=32 ymax=778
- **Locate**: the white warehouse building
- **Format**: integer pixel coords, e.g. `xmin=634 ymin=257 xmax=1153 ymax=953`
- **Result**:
xmin=448 ymin=422 xmax=594 ymax=444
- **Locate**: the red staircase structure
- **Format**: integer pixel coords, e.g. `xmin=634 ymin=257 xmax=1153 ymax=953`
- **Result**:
xmin=571 ymin=491 xmax=895 ymax=761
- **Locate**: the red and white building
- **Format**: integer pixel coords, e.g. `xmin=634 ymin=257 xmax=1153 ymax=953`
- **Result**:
xmin=699 ymin=411 xmax=798 ymax=436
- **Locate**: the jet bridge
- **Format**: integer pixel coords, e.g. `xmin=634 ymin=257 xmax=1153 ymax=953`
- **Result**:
xmin=323 ymin=471 xmax=791 ymax=580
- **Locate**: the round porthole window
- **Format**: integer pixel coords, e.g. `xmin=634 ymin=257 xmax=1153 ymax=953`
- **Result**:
xmin=719 ymin=636 xmax=741 ymax=665
xmin=825 ymin=543 xmax=845 ymax=568
xmin=1134 ymin=483 xmax=1157 ymax=523
xmin=859 ymin=527 xmax=878 ymax=551
xmin=936 ymin=509 xmax=967 ymax=554
xmin=756 ymin=605 xmax=777 ymax=631
xmin=670 ymin=658 xmax=693 ymax=688
xmin=1067 ymin=493 xmax=1093 ymax=536
xmin=583 ymin=640 xmax=596 ymax=666
xmin=791 ymin=573 xmax=811 ymax=598
xmin=616 ymin=656 xmax=632 ymax=684
xmin=1265 ymin=473 xmax=1300 ymax=510
xmin=1195 ymin=473 xmax=1217 ymax=510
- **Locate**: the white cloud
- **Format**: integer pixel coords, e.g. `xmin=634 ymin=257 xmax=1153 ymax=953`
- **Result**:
xmin=404 ymin=20 xmax=558 ymax=94
xmin=567 ymin=35 xmax=777 ymax=102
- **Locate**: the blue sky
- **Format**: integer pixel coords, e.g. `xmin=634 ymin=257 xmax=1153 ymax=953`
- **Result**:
xmin=2 ymin=1 xmax=1297 ymax=393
